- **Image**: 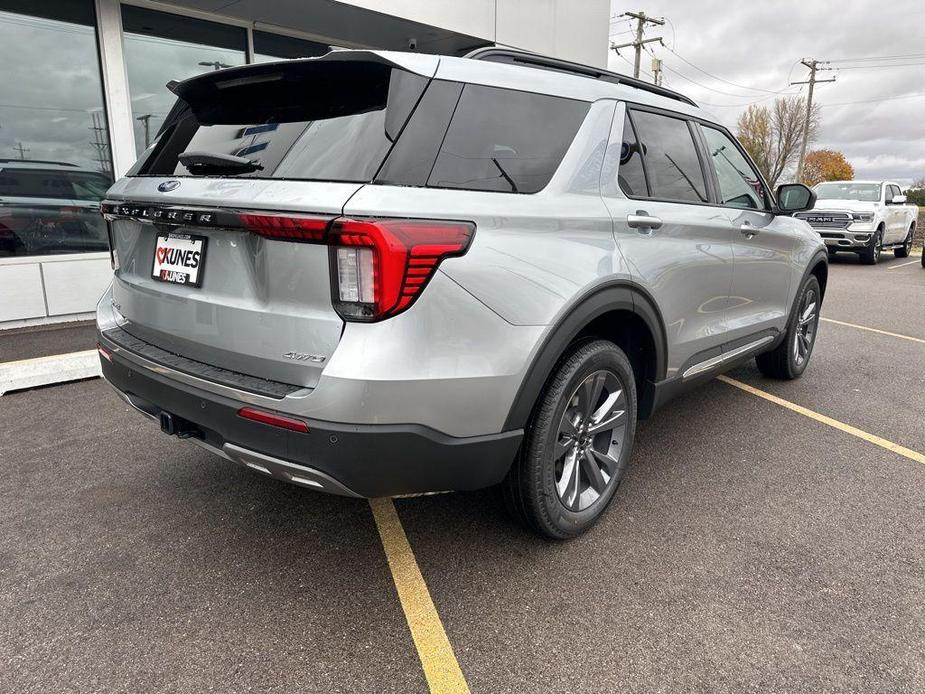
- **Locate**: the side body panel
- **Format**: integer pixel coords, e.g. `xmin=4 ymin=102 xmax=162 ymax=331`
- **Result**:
xmin=723 ymin=207 xmax=794 ymax=342
xmin=601 ymin=104 xmax=734 ymax=378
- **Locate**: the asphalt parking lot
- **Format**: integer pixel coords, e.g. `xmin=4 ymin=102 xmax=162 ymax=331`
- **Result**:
xmin=1 ymin=253 xmax=923 ymax=693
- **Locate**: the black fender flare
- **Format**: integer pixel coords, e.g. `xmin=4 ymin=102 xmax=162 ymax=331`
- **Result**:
xmin=802 ymin=249 xmax=829 ymax=300
xmin=503 ymin=281 xmax=668 ymax=431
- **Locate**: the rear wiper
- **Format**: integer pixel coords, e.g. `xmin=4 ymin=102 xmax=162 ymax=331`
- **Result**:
xmin=178 ymin=151 xmax=264 ymax=176
xmin=491 ymin=158 xmax=519 ymax=193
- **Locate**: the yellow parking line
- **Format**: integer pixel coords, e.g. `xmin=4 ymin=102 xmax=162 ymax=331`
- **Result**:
xmin=718 ymin=375 xmax=925 ymax=466
xmin=820 ymin=317 xmax=925 ymax=345
xmin=369 ymin=497 xmax=471 ymax=694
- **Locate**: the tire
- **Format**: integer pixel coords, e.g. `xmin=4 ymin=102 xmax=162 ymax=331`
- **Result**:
xmin=755 ymin=275 xmax=821 ymax=380
xmin=895 ymin=225 xmax=914 ymax=258
xmin=502 ymin=340 xmax=637 ymax=540
xmin=859 ymin=227 xmax=882 ymax=265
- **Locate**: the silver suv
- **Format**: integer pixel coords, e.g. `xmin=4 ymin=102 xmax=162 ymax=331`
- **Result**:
xmin=96 ymin=49 xmax=826 ymax=539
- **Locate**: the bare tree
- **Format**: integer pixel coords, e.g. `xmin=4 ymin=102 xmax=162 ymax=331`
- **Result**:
xmin=736 ymin=96 xmax=820 ymax=187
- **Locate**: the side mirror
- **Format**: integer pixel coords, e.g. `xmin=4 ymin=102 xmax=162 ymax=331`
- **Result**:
xmin=776 ymin=183 xmax=816 ymax=214
xmin=891 ymin=194 xmax=907 ymax=205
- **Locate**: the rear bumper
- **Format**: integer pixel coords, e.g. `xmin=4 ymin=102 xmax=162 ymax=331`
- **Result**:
xmin=98 ymin=334 xmax=522 ymax=498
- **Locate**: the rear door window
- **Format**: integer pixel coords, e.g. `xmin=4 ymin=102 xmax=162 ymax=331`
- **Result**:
xmin=139 ymin=63 xmax=427 ymax=182
xmin=629 ymin=110 xmax=707 ymax=203
xmin=426 ymin=85 xmax=589 ymax=194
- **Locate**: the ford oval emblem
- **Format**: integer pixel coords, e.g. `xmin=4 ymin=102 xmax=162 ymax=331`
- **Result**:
xmin=158 ymin=180 xmax=181 ymax=192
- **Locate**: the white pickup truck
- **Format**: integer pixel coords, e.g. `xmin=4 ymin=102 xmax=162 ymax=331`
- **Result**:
xmin=795 ymin=180 xmax=918 ymax=264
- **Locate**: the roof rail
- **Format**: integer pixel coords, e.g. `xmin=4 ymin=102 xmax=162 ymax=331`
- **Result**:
xmin=0 ymin=158 xmax=79 ymax=167
xmin=464 ymin=47 xmax=698 ymax=107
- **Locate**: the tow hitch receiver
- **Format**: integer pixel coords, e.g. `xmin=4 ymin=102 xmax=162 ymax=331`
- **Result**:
xmin=159 ymin=411 xmax=202 ymax=439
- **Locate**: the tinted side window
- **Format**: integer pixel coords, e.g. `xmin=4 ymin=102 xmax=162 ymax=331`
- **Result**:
xmin=427 ymin=85 xmax=589 ymax=194
xmin=617 ymin=114 xmax=648 ymax=197
xmin=631 ymin=110 xmax=707 ymax=203
xmin=702 ymin=126 xmax=767 ymax=209
xmin=376 ymin=80 xmax=463 ymax=187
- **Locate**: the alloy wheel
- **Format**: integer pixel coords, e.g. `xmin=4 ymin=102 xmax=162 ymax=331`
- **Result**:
xmin=554 ymin=370 xmax=628 ymax=511
xmin=793 ymin=288 xmax=818 ymax=367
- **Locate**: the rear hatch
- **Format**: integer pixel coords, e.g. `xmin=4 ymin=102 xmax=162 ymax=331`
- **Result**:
xmin=104 ymin=53 xmax=436 ymax=389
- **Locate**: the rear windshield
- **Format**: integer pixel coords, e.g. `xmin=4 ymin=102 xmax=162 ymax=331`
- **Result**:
xmin=138 ymin=62 xmax=427 ymax=182
xmin=133 ymin=60 xmax=590 ymax=193
xmin=0 ymin=168 xmax=111 ymax=200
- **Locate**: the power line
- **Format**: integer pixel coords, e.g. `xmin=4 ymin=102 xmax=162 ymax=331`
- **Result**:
xmin=834 ymin=62 xmax=925 ymax=70
xmin=828 ymin=52 xmax=925 ymax=63
xmin=662 ymin=46 xmax=795 ymax=95
xmin=818 ymin=92 xmax=925 ymax=107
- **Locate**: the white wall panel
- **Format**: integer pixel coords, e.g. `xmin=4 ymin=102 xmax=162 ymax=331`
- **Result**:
xmin=334 ymin=0 xmax=496 ymax=39
xmin=0 ymin=264 xmax=47 ymax=322
xmin=496 ymin=0 xmax=609 ymax=67
xmin=42 ymin=257 xmax=112 ymax=317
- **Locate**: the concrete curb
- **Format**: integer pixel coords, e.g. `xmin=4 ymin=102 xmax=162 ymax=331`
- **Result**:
xmin=0 ymin=350 xmax=101 ymax=396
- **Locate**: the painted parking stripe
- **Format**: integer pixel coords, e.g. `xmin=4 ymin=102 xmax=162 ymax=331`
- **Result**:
xmin=886 ymin=259 xmax=921 ymax=269
xmin=820 ymin=317 xmax=925 ymax=345
xmin=369 ymin=497 xmax=471 ymax=694
xmin=718 ymin=375 xmax=925 ymax=466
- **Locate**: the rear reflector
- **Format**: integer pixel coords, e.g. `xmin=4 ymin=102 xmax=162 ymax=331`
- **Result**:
xmin=97 ymin=343 xmax=113 ymax=362
xmin=237 ymin=407 xmax=310 ymax=433
xmin=328 ymin=218 xmax=475 ymax=322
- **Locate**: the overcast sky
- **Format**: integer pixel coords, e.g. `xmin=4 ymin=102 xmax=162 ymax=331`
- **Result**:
xmin=608 ymin=0 xmax=925 ymax=185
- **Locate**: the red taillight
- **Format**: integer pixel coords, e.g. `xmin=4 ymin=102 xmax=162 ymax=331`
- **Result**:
xmin=328 ymin=218 xmax=475 ymax=321
xmin=237 ymin=407 xmax=310 ymax=433
xmin=238 ymin=213 xmax=332 ymax=242
xmin=97 ymin=343 xmax=113 ymax=362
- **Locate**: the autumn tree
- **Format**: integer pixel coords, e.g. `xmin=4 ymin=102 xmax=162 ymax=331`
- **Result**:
xmin=905 ymin=177 xmax=925 ymax=206
xmin=736 ymin=96 xmax=820 ymax=187
xmin=801 ymin=150 xmax=854 ymax=187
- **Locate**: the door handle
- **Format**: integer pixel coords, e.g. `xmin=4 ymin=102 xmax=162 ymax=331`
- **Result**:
xmin=739 ymin=221 xmax=758 ymax=237
xmin=627 ymin=211 xmax=663 ymax=230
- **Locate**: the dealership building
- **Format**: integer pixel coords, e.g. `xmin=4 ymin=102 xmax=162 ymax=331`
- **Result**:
xmin=0 ymin=0 xmax=608 ymax=329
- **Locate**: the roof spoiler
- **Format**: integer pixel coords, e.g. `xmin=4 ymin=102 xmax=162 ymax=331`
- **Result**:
xmin=465 ymin=47 xmax=698 ymax=107
xmin=167 ymin=50 xmax=439 ymax=99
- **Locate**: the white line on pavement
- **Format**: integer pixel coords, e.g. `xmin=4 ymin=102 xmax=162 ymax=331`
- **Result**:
xmin=886 ymin=259 xmax=920 ymax=269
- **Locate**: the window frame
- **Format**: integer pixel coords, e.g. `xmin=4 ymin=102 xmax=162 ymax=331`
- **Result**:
xmin=618 ymin=104 xmax=717 ymax=207
xmin=615 ymin=102 xmax=780 ymax=212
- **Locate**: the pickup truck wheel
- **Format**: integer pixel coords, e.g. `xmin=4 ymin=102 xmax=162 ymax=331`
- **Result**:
xmin=502 ymin=340 xmax=636 ymax=540
xmin=859 ymin=227 xmax=883 ymax=265
xmin=755 ymin=275 xmax=820 ymax=380
xmin=895 ymin=225 xmax=914 ymax=258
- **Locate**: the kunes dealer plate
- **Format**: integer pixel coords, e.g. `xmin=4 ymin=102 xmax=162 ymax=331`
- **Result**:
xmin=152 ymin=233 xmax=207 ymax=287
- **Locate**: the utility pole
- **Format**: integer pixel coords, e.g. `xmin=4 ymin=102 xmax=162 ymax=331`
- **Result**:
xmin=89 ymin=111 xmax=112 ymax=175
xmin=13 ymin=141 xmax=29 ymax=160
xmin=611 ymin=11 xmax=665 ymax=79
xmin=651 ymin=57 xmax=663 ymax=86
xmin=791 ymin=58 xmax=835 ymax=183
xmin=136 ymin=114 xmax=153 ymax=149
